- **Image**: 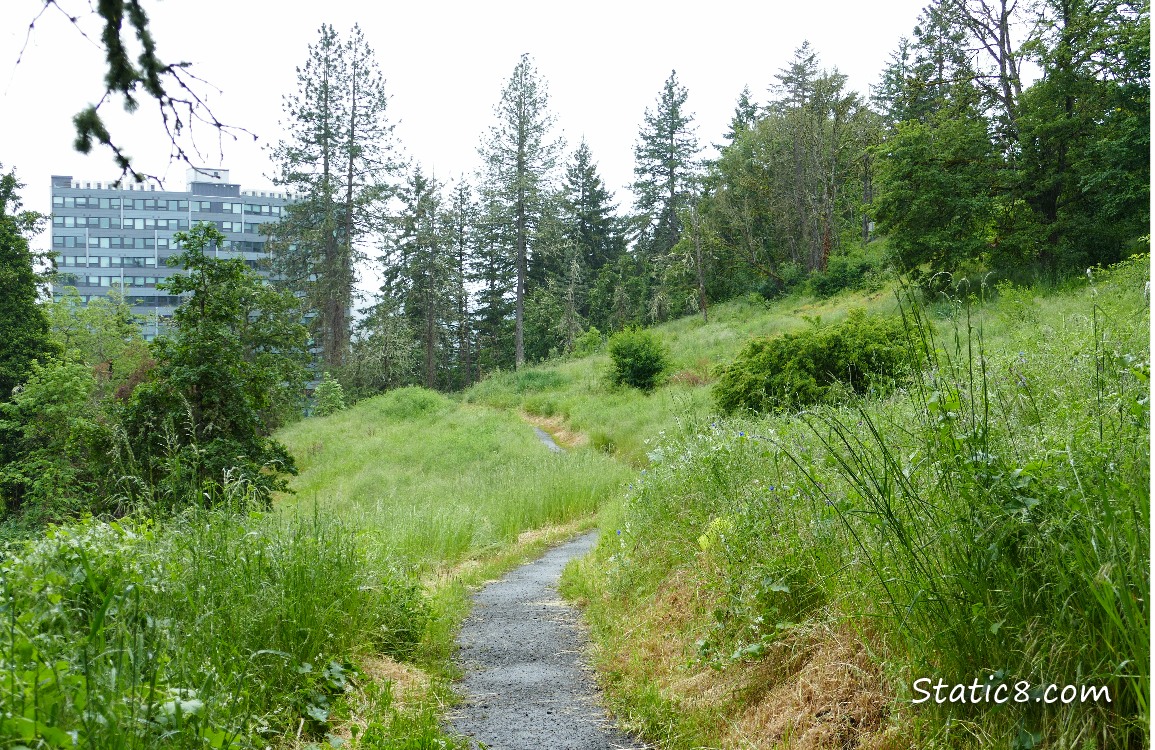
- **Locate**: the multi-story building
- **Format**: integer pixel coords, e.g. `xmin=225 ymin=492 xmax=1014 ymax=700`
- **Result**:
xmin=50 ymin=168 xmax=290 ymax=338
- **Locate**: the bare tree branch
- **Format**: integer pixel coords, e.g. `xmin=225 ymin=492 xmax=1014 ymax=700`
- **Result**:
xmin=17 ymin=0 xmax=257 ymax=185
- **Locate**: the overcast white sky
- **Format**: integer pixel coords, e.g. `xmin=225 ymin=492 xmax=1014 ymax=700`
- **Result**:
xmin=2 ymin=0 xmax=929 ymax=256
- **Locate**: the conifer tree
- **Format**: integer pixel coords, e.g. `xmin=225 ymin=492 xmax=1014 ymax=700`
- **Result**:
xmin=478 ymin=54 xmax=563 ymax=369
xmin=270 ymin=24 xmax=398 ymax=369
xmin=722 ymin=86 xmax=760 ymax=145
xmin=632 ymin=70 xmax=700 ymax=262
xmin=470 ymin=186 xmax=516 ymax=374
xmin=396 ymin=166 xmax=451 ymax=390
xmin=445 ymin=179 xmax=477 ymax=388
xmin=559 ymin=140 xmax=623 ymax=275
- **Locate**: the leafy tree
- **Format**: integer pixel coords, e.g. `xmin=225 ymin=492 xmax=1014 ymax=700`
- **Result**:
xmin=478 ymin=53 xmax=563 ymax=368
xmin=696 ymin=45 xmax=878 ymax=296
xmin=123 ymin=222 xmax=309 ymax=508
xmin=873 ymin=114 xmax=997 ymax=277
xmin=768 ymin=44 xmax=871 ymax=272
xmin=0 ymin=167 xmax=56 ymax=403
xmin=873 ymin=0 xmax=1148 ymax=276
xmin=47 ymin=287 xmax=149 ymax=398
xmin=312 ymin=372 xmax=347 ymax=416
xmin=1016 ymin=0 xmax=1150 ymax=269
xmin=270 ymin=24 xmax=398 ymax=369
xmin=0 ymin=359 xmax=113 ymax=526
xmin=344 ymin=302 xmax=418 ymax=398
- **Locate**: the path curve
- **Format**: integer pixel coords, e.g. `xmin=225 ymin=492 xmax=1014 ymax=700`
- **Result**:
xmin=448 ymin=532 xmax=644 ymax=749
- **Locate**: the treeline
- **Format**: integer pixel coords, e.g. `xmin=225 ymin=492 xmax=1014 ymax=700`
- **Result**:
xmin=270 ymin=2 xmax=1147 ymax=397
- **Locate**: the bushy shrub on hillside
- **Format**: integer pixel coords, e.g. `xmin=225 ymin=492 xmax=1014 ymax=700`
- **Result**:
xmin=714 ymin=310 xmax=909 ymax=413
xmin=572 ymin=326 xmax=603 ymax=357
xmin=608 ymin=328 xmax=670 ymax=391
xmin=807 ymin=245 xmax=890 ymax=298
xmin=312 ymin=372 xmax=346 ymax=416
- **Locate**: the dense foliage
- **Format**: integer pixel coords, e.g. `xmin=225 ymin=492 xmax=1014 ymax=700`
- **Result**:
xmin=0 ymin=509 xmax=428 ymax=747
xmin=0 ymin=167 xmax=56 ymax=403
xmin=714 ymin=310 xmax=909 ymax=413
xmin=120 ymin=223 xmax=308 ymax=509
xmin=607 ymin=328 xmax=670 ymax=391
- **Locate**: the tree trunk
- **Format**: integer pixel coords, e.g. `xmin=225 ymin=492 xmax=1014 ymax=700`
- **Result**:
xmin=691 ymin=204 xmax=708 ymax=323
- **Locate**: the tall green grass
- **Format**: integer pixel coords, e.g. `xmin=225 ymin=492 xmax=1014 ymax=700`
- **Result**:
xmin=570 ymin=255 xmax=1149 ymax=747
xmin=0 ymin=505 xmax=427 ymax=748
xmin=277 ymin=387 xmax=632 ymax=568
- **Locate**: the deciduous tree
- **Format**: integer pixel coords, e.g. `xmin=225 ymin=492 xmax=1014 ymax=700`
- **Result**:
xmin=0 ymin=167 xmax=55 ymax=402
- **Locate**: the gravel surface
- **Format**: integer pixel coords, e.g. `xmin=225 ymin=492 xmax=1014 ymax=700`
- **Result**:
xmin=532 ymin=426 xmax=564 ymax=453
xmin=447 ymin=532 xmax=645 ymax=749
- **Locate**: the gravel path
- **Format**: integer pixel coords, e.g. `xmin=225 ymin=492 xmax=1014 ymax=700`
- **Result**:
xmin=533 ymin=426 xmax=564 ymax=453
xmin=447 ymin=532 xmax=645 ymax=749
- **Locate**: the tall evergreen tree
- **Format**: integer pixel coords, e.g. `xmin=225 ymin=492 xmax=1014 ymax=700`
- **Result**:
xmin=270 ymin=24 xmax=398 ymax=369
xmin=632 ymin=70 xmax=700 ymax=262
xmin=470 ymin=185 xmax=516 ymax=374
xmin=445 ymin=179 xmax=477 ymax=389
xmin=722 ymin=85 xmax=760 ymax=144
xmin=478 ymin=53 xmax=563 ymax=369
xmin=395 ymin=166 xmax=451 ymax=390
xmin=559 ymin=140 xmax=623 ymax=276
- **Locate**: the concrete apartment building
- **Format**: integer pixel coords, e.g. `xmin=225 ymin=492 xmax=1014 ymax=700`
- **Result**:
xmin=50 ymin=168 xmax=290 ymax=338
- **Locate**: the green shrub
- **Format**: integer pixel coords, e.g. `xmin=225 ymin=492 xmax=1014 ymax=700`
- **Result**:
xmin=572 ymin=326 xmax=603 ymax=357
xmin=607 ymin=328 xmax=670 ymax=391
xmin=714 ymin=309 xmax=909 ymax=413
xmin=372 ymin=386 xmax=450 ymax=420
xmin=807 ymin=245 xmax=890 ymax=298
xmin=312 ymin=372 xmax=346 ymax=417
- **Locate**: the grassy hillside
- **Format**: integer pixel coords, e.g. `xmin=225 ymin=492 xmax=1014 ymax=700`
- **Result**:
xmin=277 ymin=386 xmax=631 ymax=568
xmin=11 ymin=260 xmax=1138 ymax=749
xmin=554 ymin=257 xmax=1150 ymax=748
xmin=464 ymin=285 xmax=901 ymax=464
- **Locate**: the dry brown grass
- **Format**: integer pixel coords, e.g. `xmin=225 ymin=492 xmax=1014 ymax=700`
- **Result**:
xmin=356 ymin=654 xmax=431 ymax=707
xmin=720 ymin=624 xmax=890 ymax=749
xmin=596 ymin=566 xmax=896 ymax=750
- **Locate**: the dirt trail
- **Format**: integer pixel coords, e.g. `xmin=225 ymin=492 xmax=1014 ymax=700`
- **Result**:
xmin=447 ymin=532 xmax=644 ymax=749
